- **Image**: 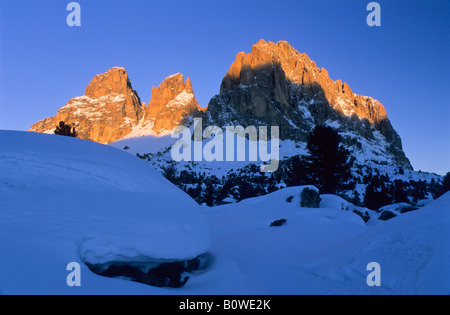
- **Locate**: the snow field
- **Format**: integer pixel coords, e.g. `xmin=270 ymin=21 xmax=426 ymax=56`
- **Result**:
xmin=0 ymin=130 xmax=448 ymax=294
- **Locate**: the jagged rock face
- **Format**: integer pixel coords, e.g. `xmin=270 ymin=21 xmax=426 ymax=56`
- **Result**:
xmin=29 ymin=70 xmax=204 ymax=142
xmin=145 ymin=73 xmax=204 ymax=134
xmin=29 ymin=40 xmax=411 ymax=169
xmin=206 ymin=40 xmax=411 ymax=169
xmin=29 ymin=67 xmax=144 ymax=144
xmin=218 ymin=39 xmax=387 ymax=124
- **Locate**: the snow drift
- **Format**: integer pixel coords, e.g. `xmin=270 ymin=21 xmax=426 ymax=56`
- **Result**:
xmin=0 ymin=131 xmax=210 ymax=292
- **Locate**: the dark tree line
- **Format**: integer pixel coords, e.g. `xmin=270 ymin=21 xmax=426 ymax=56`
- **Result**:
xmin=160 ymin=163 xmax=282 ymax=206
xmin=145 ymin=125 xmax=448 ymax=209
xmin=156 ymin=126 xmax=354 ymax=206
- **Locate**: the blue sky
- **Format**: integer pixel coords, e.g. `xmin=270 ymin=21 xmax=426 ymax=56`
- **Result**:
xmin=0 ymin=0 xmax=448 ymax=175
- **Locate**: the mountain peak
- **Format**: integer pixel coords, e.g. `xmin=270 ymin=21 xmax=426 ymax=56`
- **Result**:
xmin=206 ymin=40 xmax=410 ymax=168
xmin=144 ymin=73 xmax=203 ymax=134
xmin=30 ymin=67 xmax=144 ymax=144
xmin=221 ymin=39 xmax=387 ymax=124
xmin=29 ymin=42 xmax=411 ymax=169
xmin=85 ymin=67 xmax=134 ymax=98
xmin=29 ymin=68 xmax=204 ymax=141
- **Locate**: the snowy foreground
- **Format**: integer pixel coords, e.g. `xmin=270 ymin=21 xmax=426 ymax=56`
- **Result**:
xmin=0 ymin=131 xmax=448 ymax=294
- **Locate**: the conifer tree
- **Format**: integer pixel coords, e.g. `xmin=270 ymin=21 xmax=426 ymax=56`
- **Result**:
xmin=303 ymin=126 xmax=354 ymax=194
xmin=54 ymin=121 xmax=77 ymax=137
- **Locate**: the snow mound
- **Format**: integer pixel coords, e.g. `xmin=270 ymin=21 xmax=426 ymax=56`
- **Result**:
xmin=379 ymin=202 xmax=415 ymax=214
xmin=0 ymin=131 xmax=210 ymax=285
xmin=76 ymin=190 xmax=210 ymax=264
xmin=319 ymin=194 xmax=354 ymax=210
xmin=416 ymin=198 xmax=433 ymax=207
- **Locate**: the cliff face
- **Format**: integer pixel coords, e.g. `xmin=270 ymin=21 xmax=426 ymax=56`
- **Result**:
xmin=29 ymin=69 xmax=202 ymax=143
xmin=30 ymin=67 xmax=144 ymax=144
xmin=145 ymin=73 xmax=204 ymax=134
xmin=29 ymin=40 xmax=411 ymax=169
xmin=205 ymin=40 xmax=411 ymax=168
xmin=220 ymin=40 xmax=388 ymax=124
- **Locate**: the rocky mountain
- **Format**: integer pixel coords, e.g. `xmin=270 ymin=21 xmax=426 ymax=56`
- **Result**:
xmin=145 ymin=73 xmax=204 ymax=135
xmin=30 ymin=67 xmax=144 ymax=144
xmin=29 ymin=69 xmax=202 ymax=143
xmin=28 ymin=39 xmax=441 ymax=207
xmin=30 ymin=40 xmax=411 ymax=170
xmin=204 ymin=40 xmax=411 ymax=169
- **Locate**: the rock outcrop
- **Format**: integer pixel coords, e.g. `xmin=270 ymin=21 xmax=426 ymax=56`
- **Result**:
xmin=145 ymin=73 xmax=204 ymax=134
xmin=29 ymin=69 xmax=203 ymax=143
xmin=205 ymin=40 xmax=411 ymax=168
xmin=30 ymin=67 xmax=144 ymax=144
xmin=213 ymin=40 xmax=387 ymax=125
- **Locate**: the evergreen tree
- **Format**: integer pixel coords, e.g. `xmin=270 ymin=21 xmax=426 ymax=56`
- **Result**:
xmin=303 ymin=126 xmax=354 ymax=194
xmin=364 ymin=181 xmax=391 ymax=210
xmin=54 ymin=121 xmax=77 ymax=137
xmin=350 ymin=189 xmax=362 ymax=206
xmin=441 ymin=172 xmax=450 ymax=196
xmin=161 ymin=164 xmax=177 ymax=183
xmin=284 ymin=155 xmax=308 ymax=187
xmin=393 ymin=179 xmax=408 ymax=203
xmin=267 ymin=176 xmax=278 ymax=194
xmin=204 ymin=183 xmax=216 ymax=207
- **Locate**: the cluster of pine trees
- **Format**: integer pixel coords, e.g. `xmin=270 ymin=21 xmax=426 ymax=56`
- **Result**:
xmin=363 ymin=171 xmax=449 ymax=210
xmin=54 ymin=121 xmax=77 ymax=137
xmin=156 ymin=126 xmax=354 ymax=206
xmin=160 ymin=163 xmax=282 ymax=206
xmin=140 ymin=125 xmax=449 ymax=209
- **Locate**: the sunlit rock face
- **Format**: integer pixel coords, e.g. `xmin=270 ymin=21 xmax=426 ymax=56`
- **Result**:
xmin=145 ymin=73 xmax=204 ymax=135
xmin=29 ymin=67 xmax=144 ymax=144
xmin=29 ymin=70 xmax=203 ymax=143
xmin=205 ymin=40 xmax=410 ymax=169
xmin=29 ymin=40 xmax=411 ymax=169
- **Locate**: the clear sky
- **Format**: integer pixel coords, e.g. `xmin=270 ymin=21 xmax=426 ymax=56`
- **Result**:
xmin=0 ymin=0 xmax=448 ymax=175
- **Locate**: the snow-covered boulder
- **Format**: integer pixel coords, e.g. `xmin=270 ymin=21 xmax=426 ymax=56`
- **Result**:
xmin=416 ymin=198 xmax=434 ymax=207
xmin=379 ymin=202 xmax=415 ymax=214
xmin=319 ymin=194 xmax=352 ymax=210
xmin=257 ymin=185 xmax=320 ymax=208
xmin=300 ymin=186 xmax=321 ymax=208
xmin=378 ymin=210 xmax=397 ymax=221
xmin=319 ymin=194 xmax=373 ymax=222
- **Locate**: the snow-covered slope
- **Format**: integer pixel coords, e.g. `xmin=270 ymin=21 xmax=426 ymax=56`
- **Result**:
xmin=0 ymin=131 xmax=211 ymax=294
xmin=0 ymin=131 xmax=448 ymax=294
xmin=110 ymin=130 xmax=307 ymax=178
xmin=207 ymin=188 xmax=449 ymax=294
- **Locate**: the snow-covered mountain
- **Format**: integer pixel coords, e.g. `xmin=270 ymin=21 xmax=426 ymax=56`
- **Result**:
xmin=145 ymin=73 xmax=204 ymax=135
xmin=29 ymin=40 xmax=444 ymax=207
xmin=0 ymin=130 xmax=448 ymax=294
xmin=30 ymin=40 xmax=410 ymax=169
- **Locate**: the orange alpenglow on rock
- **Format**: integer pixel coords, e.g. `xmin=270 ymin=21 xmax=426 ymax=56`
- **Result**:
xmin=29 ymin=39 xmax=407 ymax=169
xmin=29 ymin=68 xmax=203 ymax=143
xmin=146 ymin=73 xmax=204 ymax=135
xmin=29 ymin=67 xmax=144 ymax=144
xmin=222 ymin=39 xmax=387 ymax=124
